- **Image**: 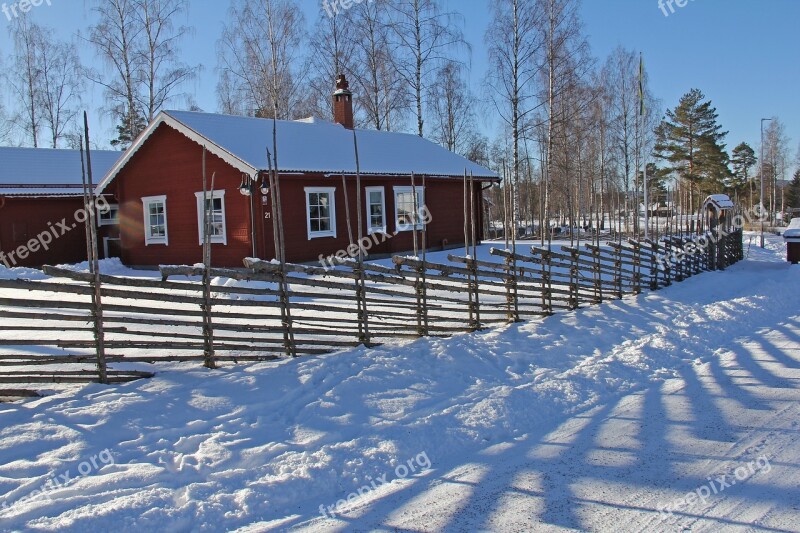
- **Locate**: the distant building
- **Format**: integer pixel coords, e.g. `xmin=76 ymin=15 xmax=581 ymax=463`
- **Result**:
xmin=96 ymin=76 xmax=498 ymax=267
xmin=0 ymin=147 xmax=121 ymax=267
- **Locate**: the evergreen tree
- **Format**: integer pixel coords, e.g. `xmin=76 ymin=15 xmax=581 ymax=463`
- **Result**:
xmin=111 ymin=107 xmax=146 ymax=150
xmin=787 ymin=170 xmax=800 ymax=210
xmin=729 ymin=142 xmax=757 ymax=200
xmin=654 ymin=89 xmax=731 ymax=209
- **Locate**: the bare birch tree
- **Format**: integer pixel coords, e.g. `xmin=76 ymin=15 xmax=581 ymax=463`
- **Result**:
xmin=135 ymin=0 xmax=196 ymax=123
xmin=486 ymin=0 xmax=543 ymax=229
xmin=427 ymin=62 xmax=475 ymax=154
xmin=0 ymin=94 xmax=13 ymax=144
xmin=388 ymin=0 xmax=469 ymax=137
xmin=8 ymin=16 xmax=44 ymax=147
xmin=304 ymin=8 xmax=359 ymax=120
xmin=6 ymin=17 xmax=83 ymax=148
xmin=351 ymin=0 xmax=406 ymax=130
xmin=762 ymin=118 xmax=790 ymax=220
xmin=87 ymin=0 xmax=196 ymax=148
xmin=601 ymin=47 xmax=643 ymax=231
xmin=37 ymin=38 xmax=84 ymax=148
xmin=87 ymin=0 xmax=144 ymax=147
xmin=217 ymin=0 xmax=305 ymax=119
xmin=538 ymin=0 xmax=591 ymax=241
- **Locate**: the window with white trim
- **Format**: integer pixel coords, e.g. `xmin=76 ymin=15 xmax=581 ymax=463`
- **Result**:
xmin=194 ymin=191 xmax=227 ymax=245
xmin=394 ymin=186 xmax=425 ymax=232
xmin=98 ymin=204 xmax=119 ymax=226
xmin=305 ymin=187 xmax=337 ymax=239
xmin=142 ymin=195 xmax=168 ymax=245
xmin=365 ymin=186 xmax=386 ymax=234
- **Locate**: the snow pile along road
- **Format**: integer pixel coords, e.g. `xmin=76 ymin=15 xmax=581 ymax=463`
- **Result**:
xmin=0 ymin=234 xmax=798 ymax=531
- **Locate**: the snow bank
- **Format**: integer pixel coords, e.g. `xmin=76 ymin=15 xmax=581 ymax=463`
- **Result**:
xmin=53 ymin=257 xmax=136 ymax=277
xmin=0 ymin=265 xmax=49 ymax=281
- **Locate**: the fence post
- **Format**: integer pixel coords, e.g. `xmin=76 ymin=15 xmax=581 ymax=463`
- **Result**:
xmin=354 ymin=262 xmax=371 ymax=345
xmin=542 ymin=249 xmax=554 ymax=315
xmin=716 ymin=230 xmax=725 ymax=271
xmin=201 ymin=269 xmax=216 ymax=369
xmin=415 ymin=264 xmax=429 ymax=337
xmin=469 ymin=258 xmax=481 ymax=331
xmin=504 ymin=255 xmax=520 ymax=322
xmin=278 ymin=268 xmax=296 ymax=357
xmin=648 ymin=241 xmax=659 ymax=290
xmin=569 ymin=248 xmax=579 ymax=309
xmin=614 ymin=245 xmax=624 ymax=299
xmin=674 ymin=238 xmax=685 ymax=282
xmin=592 ymin=246 xmax=603 ymax=303
xmin=80 ymin=118 xmax=108 ymax=384
xmin=631 ymin=241 xmax=641 ymax=295
xmin=656 ymin=240 xmax=672 ymax=287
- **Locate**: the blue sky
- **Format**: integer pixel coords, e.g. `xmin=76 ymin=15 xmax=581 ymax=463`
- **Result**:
xmin=1 ymin=0 xmax=798 ymax=167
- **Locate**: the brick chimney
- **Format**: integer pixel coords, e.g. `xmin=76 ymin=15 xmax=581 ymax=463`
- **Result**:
xmin=333 ymin=74 xmax=354 ymax=129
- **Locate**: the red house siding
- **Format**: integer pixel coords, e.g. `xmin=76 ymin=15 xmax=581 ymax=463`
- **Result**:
xmin=0 ymin=196 xmax=89 ymax=267
xmin=110 ymin=123 xmax=488 ymax=268
xmin=273 ymin=176 xmax=485 ymax=264
xmin=111 ymin=125 xmax=254 ymax=268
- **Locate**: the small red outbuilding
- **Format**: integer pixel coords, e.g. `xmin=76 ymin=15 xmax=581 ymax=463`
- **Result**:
xmin=0 ymin=147 xmax=122 ymax=268
xmin=96 ymin=79 xmax=498 ymax=268
xmin=785 ymin=218 xmax=800 ymax=264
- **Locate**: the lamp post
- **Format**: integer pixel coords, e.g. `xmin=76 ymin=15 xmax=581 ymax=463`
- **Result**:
xmin=239 ymin=173 xmax=268 ymax=258
xmin=760 ymin=118 xmax=772 ymax=248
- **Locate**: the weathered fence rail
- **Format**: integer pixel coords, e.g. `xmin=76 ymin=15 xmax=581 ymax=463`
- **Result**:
xmin=0 ymin=230 xmax=743 ymax=398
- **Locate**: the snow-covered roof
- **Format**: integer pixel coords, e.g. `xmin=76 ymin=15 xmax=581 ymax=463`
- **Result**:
xmin=784 ymin=218 xmax=800 ymax=240
xmin=97 ymin=110 xmax=498 ymax=192
xmin=703 ymin=194 xmax=735 ymax=211
xmin=0 ymin=147 xmax=122 ymax=197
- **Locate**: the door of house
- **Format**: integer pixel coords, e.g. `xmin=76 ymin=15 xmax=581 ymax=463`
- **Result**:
xmin=260 ymin=194 xmax=277 ymax=261
xmin=104 ymin=238 xmax=122 ymax=259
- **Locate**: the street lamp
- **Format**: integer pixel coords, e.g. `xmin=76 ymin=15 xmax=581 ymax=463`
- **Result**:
xmin=239 ymin=173 xmax=266 ymax=257
xmin=760 ymin=118 xmax=772 ymax=248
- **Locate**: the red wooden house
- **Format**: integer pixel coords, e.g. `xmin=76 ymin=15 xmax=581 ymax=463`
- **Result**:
xmin=96 ymin=77 xmax=498 ymax=268
xmin=0 ymin=147 xmax=122 ymax=268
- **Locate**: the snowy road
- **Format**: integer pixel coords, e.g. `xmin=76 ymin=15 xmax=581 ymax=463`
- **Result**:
xmin=0 ymin=235 xmax=798 ymax=532
xmin=289 ymin=239 xmax=800 ymax=532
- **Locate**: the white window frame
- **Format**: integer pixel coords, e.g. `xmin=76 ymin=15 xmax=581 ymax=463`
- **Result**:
xmin=393 ymin=186 xmax=426 ymax=232
xmin=304 ymin=187 xmax=337 ymax=239
xmin=98 ymin=204 xmax=120 ymax=226
xmin=365 ymin=186 xmax=387 ymax=234
xmin=142 ymin=195 xmax=168 ymax=246
xmin=194 ymin=190 xmax=228 ymax=246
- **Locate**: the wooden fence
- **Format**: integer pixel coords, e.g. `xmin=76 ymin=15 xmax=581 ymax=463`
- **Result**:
xmin=0 ymin=229 xmax=743 ymax=398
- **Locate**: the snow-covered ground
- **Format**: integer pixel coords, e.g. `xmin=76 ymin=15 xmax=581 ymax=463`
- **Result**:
xmin=0 ymin=234 xmax=798 ymax=531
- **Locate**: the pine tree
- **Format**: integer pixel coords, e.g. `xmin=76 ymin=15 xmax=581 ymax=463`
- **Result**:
xmin=787 ymin=170 xmax=800 ymax=211
xmin=111 ymin=107 xmax=146 ymax=149
xmin=730 ymin=142 xmax=757 ymax=206
xmin=654 ymin=89 xmax=731 ymax=210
